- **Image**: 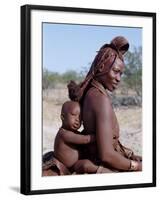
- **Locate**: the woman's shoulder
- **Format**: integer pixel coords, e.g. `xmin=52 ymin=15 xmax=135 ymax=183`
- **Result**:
xmin=86 ymin=87 xmax=110 ymax=101
xmin=85 ymin=87 xmax=112 ymax=108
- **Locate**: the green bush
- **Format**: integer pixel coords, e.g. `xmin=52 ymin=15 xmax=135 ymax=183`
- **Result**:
xmin=123 ymin=46 xmax=142 ymax=96
xmin=42 ymin=68 xmax=84 ymax=89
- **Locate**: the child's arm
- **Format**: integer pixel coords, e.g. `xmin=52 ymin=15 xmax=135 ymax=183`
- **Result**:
xmin=61 ymin=130 xmax=95 ymax=144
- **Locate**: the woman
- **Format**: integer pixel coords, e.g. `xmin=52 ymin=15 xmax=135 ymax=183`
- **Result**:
xmin=68 ymin=36 xmax=142 ymax=172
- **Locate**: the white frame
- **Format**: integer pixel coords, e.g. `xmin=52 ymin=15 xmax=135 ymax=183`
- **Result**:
xmin=21 ymin=5 xmax=156 ymax=195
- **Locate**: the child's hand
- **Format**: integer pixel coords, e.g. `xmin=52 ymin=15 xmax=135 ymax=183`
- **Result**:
xmin=90 ymin=135 xmax=96 ymax=143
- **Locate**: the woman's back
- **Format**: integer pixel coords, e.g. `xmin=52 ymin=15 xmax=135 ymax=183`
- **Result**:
xmin=82 ymin=87 xmax=97 ymax=134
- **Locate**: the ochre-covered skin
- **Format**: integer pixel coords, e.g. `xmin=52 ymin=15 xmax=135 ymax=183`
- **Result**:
xmin=68 ymin=36 xmax=142 ymax=172
xmin=43 ymin=36 xmax=142 ymax=176
xmin=53 ymin=101 xmax=98 ymax=173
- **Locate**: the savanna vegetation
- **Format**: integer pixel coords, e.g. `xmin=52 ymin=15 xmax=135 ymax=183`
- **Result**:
xmin=43 ymin=47 xmax=142 ymax=107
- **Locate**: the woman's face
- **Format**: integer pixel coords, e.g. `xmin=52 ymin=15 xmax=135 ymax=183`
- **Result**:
xmin=100 ymin=58 xmax=125 ymax=91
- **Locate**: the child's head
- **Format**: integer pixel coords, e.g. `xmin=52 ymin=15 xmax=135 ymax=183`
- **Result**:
xmin=61 ymin=101 xmax=81 ymax=131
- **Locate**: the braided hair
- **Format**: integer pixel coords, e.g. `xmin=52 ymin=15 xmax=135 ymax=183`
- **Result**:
xmin=67 ymin=36 xmax=129 ymax=102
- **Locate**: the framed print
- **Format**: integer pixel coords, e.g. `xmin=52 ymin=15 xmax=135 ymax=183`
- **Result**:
xmin=20 ymin=4 xmax=156 ymax=195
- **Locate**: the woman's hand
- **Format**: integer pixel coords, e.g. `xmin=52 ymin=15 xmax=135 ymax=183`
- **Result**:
xmin=129 ymin=160 xmax=142 ymax=171
xmin=137 ymin=161 xmax=142 ymax=171
xmin=131 ymin=155 xmax=142 ymax=162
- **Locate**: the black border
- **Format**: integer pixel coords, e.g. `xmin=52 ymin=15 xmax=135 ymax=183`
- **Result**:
xmin=20 ymin=4 xmax=156 ymax=195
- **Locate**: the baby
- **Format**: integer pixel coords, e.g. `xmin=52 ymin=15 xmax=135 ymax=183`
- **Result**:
xmin=54 ymin=100 xmax=99 ymax=173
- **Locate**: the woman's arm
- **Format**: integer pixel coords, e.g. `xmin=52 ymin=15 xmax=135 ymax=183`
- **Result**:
xmin=94 ymin=95 xmax=141 ymax=171
xmin=118 ymin=141 xmax=142 ymax=161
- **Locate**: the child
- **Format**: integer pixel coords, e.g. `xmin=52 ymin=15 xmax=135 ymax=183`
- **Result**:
xmin=43 ymin=100 xmax=142 ymax=176
xmin=53 ymin=100 xmax=100 ymax=174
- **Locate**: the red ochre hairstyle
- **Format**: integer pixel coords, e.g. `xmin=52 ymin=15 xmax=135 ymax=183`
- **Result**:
xmin=67 ymin=36 xmax=129 ymax=102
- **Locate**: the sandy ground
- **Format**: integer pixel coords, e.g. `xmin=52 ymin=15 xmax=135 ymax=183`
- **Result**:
xmin=43 ymin=88 xmax=142 ymax=156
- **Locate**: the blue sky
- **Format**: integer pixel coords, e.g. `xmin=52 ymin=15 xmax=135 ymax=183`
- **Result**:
xmin=43 ymin=23 xmax=142 ymax=74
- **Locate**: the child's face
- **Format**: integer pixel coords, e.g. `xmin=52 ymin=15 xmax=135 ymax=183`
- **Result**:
xmin=63 ymin=104 xmax=81 ymax=131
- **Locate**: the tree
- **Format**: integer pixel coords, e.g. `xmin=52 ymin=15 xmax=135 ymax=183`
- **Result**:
xmin=123 ymin=46 xmax=142 ymax=96
xmin=42 ymin=68 xmax=84 ymax=89
xmin=42 ymin=68 xmax=61 ymax=89
xmin=61 ymin=70 xmax=83 ymax=83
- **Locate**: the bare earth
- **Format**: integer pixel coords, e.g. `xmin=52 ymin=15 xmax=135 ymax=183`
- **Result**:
xmin=43 ymin=88 xmax=142 ymax=157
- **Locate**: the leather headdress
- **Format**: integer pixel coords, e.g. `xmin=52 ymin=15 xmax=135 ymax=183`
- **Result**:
xmin=68 ymin=36 xmax=129 ymax=101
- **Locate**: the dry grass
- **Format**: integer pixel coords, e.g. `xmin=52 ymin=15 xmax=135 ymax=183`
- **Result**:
xmin=115 ymin=107 xmax=142 ymax=155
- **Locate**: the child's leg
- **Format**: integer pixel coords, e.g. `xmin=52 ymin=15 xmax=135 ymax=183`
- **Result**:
xmin=73 ymin=159 xmax=99 ymax=174
xmin=73 ymin=159 xmax=115 ymax=174
xmin=96 ymin=166 xmax=114 ymax=173
xmin=42 ymin=169 xmax=59 ymax=176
